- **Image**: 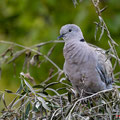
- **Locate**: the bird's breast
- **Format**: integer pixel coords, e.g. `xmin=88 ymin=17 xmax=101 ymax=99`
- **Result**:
xmin=63 ymin=41 xmax=95 ymax=64
xmin=63 ymin=41 xmax=98 ymax=80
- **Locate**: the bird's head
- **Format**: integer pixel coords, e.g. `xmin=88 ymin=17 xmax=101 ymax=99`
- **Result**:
xmin=58 ymin=24 xmax=84 ymax=42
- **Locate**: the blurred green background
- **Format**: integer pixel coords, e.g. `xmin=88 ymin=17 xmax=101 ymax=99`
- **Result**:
xmin=0 ymin=0 xmax=120 ymax=105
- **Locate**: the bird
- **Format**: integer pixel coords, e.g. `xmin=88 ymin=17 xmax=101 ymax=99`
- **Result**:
xmin=58 ymin=24 xmax=113 ymax=97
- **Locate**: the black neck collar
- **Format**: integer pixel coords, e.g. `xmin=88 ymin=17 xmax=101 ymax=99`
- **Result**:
xmin=80 ymin=38 xmax=85 ymax=42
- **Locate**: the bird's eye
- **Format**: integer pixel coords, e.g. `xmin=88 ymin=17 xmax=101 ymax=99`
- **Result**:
xmin=69 ymin=29 xmax=72 ymax=32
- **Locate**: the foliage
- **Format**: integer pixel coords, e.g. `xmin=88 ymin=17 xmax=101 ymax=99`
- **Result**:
xmin=0 ymin=0 xmax=120 ymax=119
xmin=0 ymin=75 xmax=120 ymax=120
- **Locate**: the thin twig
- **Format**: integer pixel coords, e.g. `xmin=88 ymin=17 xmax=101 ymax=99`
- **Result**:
xmin=0 ymin=40 xmax=63 ymax=71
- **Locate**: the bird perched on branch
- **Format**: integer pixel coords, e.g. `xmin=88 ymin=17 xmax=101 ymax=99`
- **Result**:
xmin=58 ymin=24 xmax=113 ymax=97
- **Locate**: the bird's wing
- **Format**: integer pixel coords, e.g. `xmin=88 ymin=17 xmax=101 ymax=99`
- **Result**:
xmin=89 ymin=44 xmax=113 ymax=86
xmin=96 ymin=61 xmax=113 ymax=86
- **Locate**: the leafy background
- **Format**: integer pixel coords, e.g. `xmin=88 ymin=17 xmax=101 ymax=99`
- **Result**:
xmin=0 ymin=0 xmax=120 ymax=113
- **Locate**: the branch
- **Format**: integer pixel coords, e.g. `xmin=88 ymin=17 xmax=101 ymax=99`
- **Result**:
xmin=0 ymin=40 xmax=64 ymax=71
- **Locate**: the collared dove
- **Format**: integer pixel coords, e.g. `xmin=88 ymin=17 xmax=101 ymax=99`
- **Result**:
xmin=58 ymin=24 xmax=113 ymax=96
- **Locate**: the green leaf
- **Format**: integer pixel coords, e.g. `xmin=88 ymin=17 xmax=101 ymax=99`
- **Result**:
xmin=16 ymin=82 xmax=24 ymax=94
xmin=5 ymin=89 xmax=13 ymax=93
xmin=25 ymin=103 xmax=31 ymax=119
xmin=37 ymin=96 xmax=51 ymax=111
xmin=44 ymin=82 xmax=60 ymax=91
xmin=46 ymin=88 xmax=60 ymax=96
xmin=68 ymin=92 xmax=72 ymax=103
xmin=24 ymin=79 xmax=36 ymax=95
xmin=33 ymin=84 xmax=44 ymax=88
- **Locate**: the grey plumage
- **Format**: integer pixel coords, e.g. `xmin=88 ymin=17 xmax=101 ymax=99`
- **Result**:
xmin=59 ymin=24 xmax=113 ymax=96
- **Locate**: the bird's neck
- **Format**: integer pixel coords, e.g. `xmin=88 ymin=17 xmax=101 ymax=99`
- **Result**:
xmin=64 ymin=39 xmax=87 ymax=48
xmin=64 ymin=36 xmax=84 ymax=43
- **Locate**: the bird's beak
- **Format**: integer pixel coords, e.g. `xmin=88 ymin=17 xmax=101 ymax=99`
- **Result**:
xmin=57 ymin=34 xmax=64 ymax=39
